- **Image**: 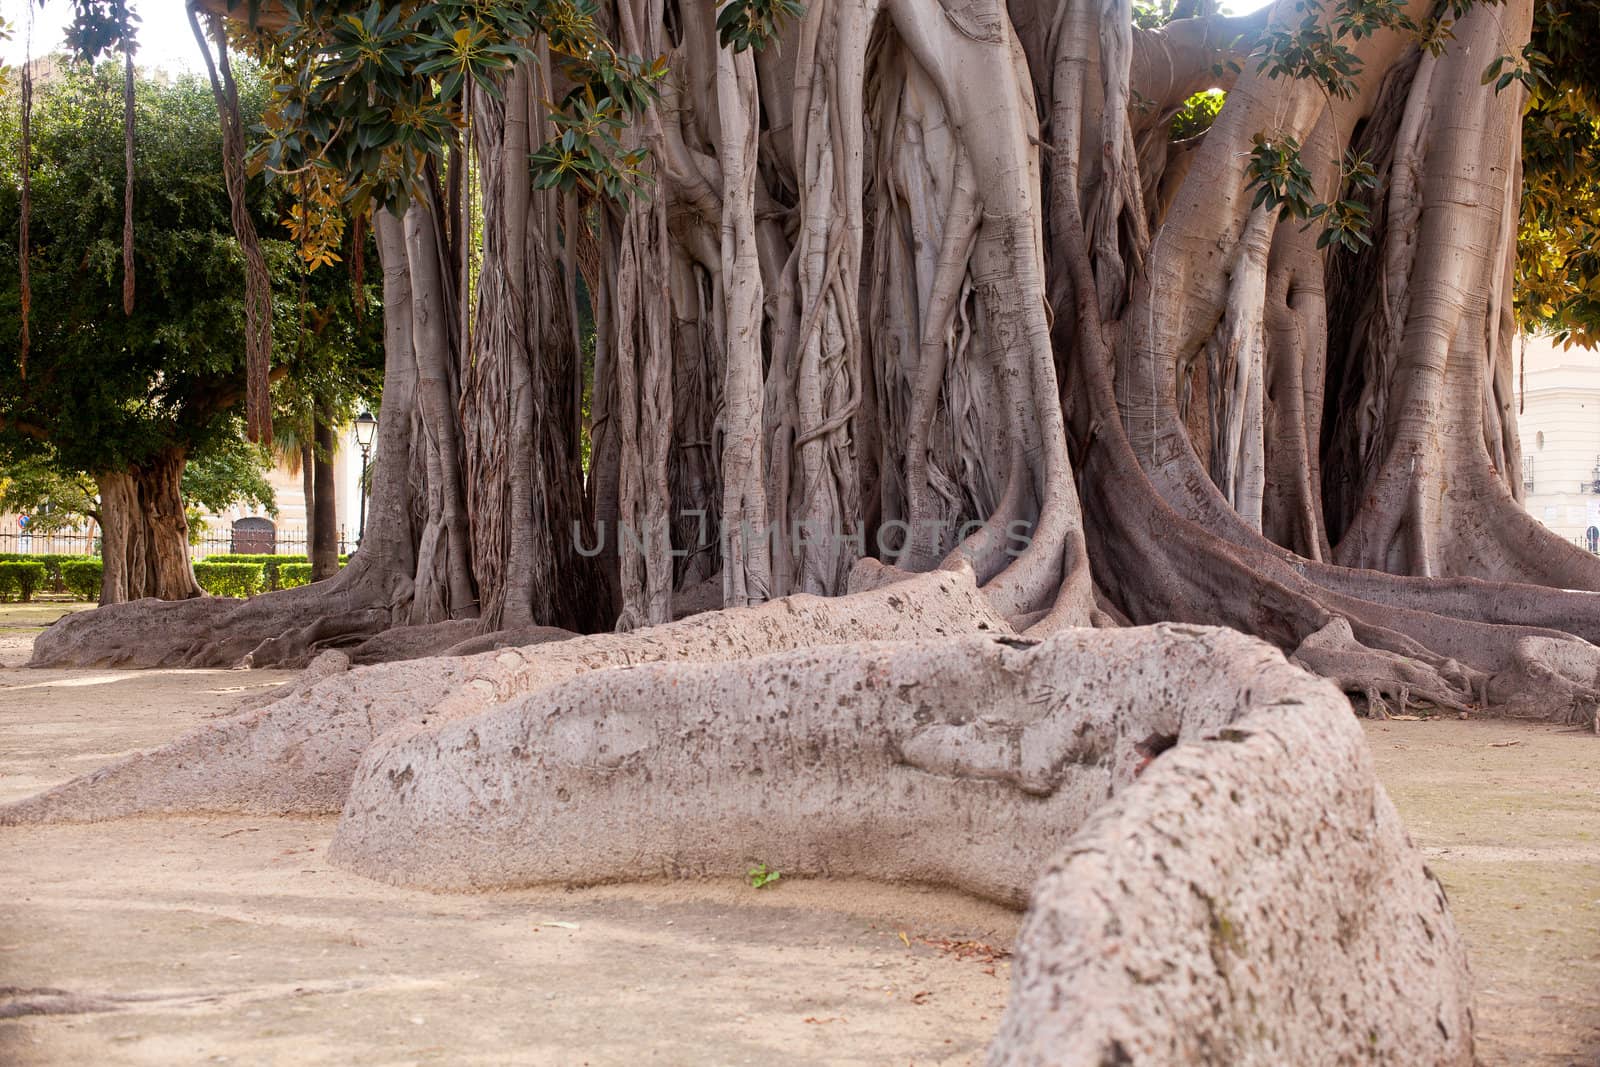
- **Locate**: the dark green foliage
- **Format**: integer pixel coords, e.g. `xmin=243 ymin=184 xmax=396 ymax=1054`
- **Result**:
xmin=0 ymin=561 xmax=48 ymax=602
xmin=1 ymin=58 xmax=379 ymax=562
xmin=192 ymin=560 xmax=266 ymax=598
xmin=1251 ymin=4 xmax=1365 ymax=100
xmin=1482 ymin=46 xmax=1550 ymax=95
xmin=250 ymin=0 xmax=665 ymax=211
xmin=0 ymin=62 xmax=277 ymax=482
xmin=60 ymin=558 xmax=103 ymax=601
xmin=716 ymin=0 xmax=805 ymax=52
xmin=1249 ymin=0 xmax=1422 ymax=99
xmin=1306 ymin=150 xmax=1378 ymax=252
xmin=1246 ymin=134 xmax=1318 ymax=220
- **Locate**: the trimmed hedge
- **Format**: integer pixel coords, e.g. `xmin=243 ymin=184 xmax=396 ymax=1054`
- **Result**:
xmin=193 ymin=561 xmax=266 ymax=599
xmin=0 ymin=553 xmax=345 ymax=601
xmin=0 ymin=561 xmax=48 ymax=602
xmin=0 ymin=552 xmax=80 ymax=592
xmin=198 ymin=553 xmax=348 ymax=590
xmin=277 ymin=562 xmax=314 ymax=589
xmin=61 ymin=559 xmax=103 ymax=601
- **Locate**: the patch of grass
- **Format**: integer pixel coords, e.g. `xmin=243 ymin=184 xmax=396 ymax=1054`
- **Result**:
xmin=0 ymin=602 xmax=96 ymax=629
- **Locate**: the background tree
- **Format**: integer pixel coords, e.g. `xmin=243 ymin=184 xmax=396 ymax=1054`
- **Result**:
xmin=0 ymin=435 xmax=276 ymax=545
xmin=0 ymin=453 xmax=101 ymax=536
xmin=0 ymin=58 xmax=373 ymax=602
xmin=177 ymin=428 xmax=278 ymax=544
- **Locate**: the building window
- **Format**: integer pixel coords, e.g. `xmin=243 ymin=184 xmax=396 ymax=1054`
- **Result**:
xmin=1523 ymin=456 xmax=1536 ymax=493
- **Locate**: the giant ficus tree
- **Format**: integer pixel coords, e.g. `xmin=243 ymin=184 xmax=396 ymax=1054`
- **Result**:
xmin=28 ymin=0 xmax=1600 ymax=728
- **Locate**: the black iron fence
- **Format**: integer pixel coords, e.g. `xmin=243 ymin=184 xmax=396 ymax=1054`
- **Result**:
xmin=0 ymin=526 xmax=354 ymax=558
xmin=0 ymin=530 xmax=98 ymax=556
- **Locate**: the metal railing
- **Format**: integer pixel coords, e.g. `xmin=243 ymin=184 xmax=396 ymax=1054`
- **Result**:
xmin=0 ymin=527 xmax=351 ymax=557
xmin=0 ymin=531 xmax=98 ymax=555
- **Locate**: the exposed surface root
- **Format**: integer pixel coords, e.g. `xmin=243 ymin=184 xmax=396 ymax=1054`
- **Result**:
xmin=342 ymin=620 xmax=575 ymax=665
xmin=29 ymin=568 xmax=392 ymax=670
xmin=329 ymin=625 xmax=1272 ymax=899
xmin=340 ymin=619 xmax=485 ymax=665
xmin=0 ymin=565 xmax=1006 ymax=823
xmin=239 ymin=608 xmax=392 ymax=668
xmin=990 ymin=652 xmax=1472 ymax=1065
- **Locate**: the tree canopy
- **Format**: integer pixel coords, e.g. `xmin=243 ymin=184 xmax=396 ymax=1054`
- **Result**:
xmin=1514 ymin=0 xmax=1600 ymax=345
xmin=0 ymin=56 xmax=379 ymax=509
xmin=0 ymin=60 xmax=277 ymax=475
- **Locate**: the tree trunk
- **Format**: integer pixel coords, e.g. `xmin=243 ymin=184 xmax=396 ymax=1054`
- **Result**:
xmin=95 ymin=447 xmax=203 ymax=604
xmin=310 ymin=410 xmax=339 ymax=579
xmin=463 ymin=63 xmax=609 ymax=633
xmin=300 ymin=443 xmax=316 ymax=556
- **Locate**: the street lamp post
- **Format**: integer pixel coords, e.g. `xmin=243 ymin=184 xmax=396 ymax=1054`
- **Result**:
xmin=355 ymin=412 xmax=377 ymax=545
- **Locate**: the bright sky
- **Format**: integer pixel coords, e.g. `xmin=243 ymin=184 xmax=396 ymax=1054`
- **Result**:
xmin=2 ymin=0 xmax=201 ymax=74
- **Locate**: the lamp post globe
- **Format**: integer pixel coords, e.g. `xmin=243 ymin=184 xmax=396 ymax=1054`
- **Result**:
xmin=355 ymin=412 xmax=377 ymax=545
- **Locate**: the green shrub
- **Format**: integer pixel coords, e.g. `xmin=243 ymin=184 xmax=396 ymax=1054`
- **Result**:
xmin=0 ymin=553 xmax=102 ymax=593
xmin=61 ymin=559 xmax=103 ymax=601
xmin=277 ymin=562 xmax=314 ymax=589
xmin=0 ymin=552 xmax=80 ymax=592
xmin=198 ymin=553 xmax=294 ymax=589
xmin=35 ymin=554 xmax=77 ymax=592
xmin=193 ymin=561 xmax=266 ymax=598
xmin=199 ymin=553 xmax=348 ymax=590
xmin=0 ymin=561 xmax=48 ymax=602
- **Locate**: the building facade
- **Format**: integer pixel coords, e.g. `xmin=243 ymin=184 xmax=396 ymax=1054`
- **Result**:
xmin=0 ymin=423 xmax=373 ymax=558
xmin=201 ymin=425 xmax=370 ymax=556
xmin=1516 ymin=334 xmax=1600 ymax=550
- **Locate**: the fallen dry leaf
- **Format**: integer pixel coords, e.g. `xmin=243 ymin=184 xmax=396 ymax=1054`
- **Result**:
xmin=917 ymin=936 xmax=1011 ymax=966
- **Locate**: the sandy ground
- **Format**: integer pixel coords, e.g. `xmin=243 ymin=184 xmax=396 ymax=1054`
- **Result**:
xmin=1366 ymin=716 xmax=1600 ymax=1066
xmin=0 ymin=602 xmax=1596 ymax=1065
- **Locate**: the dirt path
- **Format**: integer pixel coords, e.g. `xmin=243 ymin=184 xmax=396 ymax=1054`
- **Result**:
xmin=0 ymin=606 xmax=1015 ymax=1066
xmin=1364 ymin=717 xmax=1600 ymax=1067
xmin=1 ymin=603 xmax=1596 ymax=1064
